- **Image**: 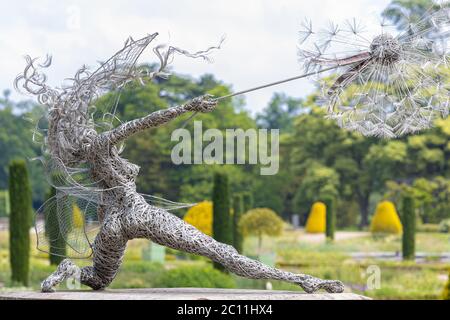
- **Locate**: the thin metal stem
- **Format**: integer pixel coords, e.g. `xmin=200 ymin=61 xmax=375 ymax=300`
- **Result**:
xmin=181 ymin=64 xmax=342 ymax=128
xmin=215 ymin=65 xmax=339 ymax=101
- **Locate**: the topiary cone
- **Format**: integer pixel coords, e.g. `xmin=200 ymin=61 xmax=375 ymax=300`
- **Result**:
xmin=184 ymin=201 xmax=213 ymax=236
xmin=305 ymin=202 xmax=326 ymax=233
xmin=370 ymin=201 xmax=403 ymax=234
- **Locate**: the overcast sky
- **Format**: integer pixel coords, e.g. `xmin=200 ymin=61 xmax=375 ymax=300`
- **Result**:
xmin=1 ymin=0 xmax=392 ymax=114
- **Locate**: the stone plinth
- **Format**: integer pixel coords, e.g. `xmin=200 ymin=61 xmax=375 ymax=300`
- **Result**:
xmin=0 ymin=288 xmax=370 ymax=300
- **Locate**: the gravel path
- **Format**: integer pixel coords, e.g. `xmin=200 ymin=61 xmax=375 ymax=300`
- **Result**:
xmin=296 ymin=231 xmax=369 ymax=243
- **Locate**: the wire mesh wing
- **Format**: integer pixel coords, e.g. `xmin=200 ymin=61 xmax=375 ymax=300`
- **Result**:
xmin=35 ymin=191 xmax=100 ymax=259
xmin=35 ymin=189 xmax=195 ymax=259
xmin=139 ymin=193 xmax=196 ymax=211
xmin=69 ymin=33 xmax=159 ymax=131
xmin=75 ymin=34 xmax=158 ymax=94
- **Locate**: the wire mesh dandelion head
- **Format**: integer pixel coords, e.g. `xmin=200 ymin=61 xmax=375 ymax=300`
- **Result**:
xmin=298 ymin=4 xmax=450 ymax=138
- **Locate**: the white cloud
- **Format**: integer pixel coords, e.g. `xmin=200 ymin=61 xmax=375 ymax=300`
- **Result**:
xmin=2 ymin=0 xmax=391 ymax=114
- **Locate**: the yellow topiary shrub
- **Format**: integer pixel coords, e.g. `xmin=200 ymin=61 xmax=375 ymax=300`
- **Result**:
xmin=370 ymin=201 xmax=403 ymax=234
xmin=183 ymin=201 xmax=213 ymax=236
xmin=305 ymin=202 xmax=326 ymax=233
xmin=73 ymin=203 xmax=84 ymax=229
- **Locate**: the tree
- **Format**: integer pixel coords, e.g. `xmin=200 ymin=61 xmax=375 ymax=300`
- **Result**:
xmin=239 ymin=208 xmax=283 ymax=257
xmin=8 ymin=159 xmax=32 ymax=286
xmin=242 ymin=192 xmax=254 ymax=213
xmin=212 ymin=171 xmax=232 ymax=270
xmin=232 ymin=194 xmax=244 ymax=254
xmin=362 ymin=140 xmax=408 ymax=226
xmin=256 ymin=93 xmax=302 ymax=131
xmin=105 ymin=71 xmax=257 ymax=206
xmin=385 ymin=176 xmax=450 ymax=224
xmin=44 ymin=186 xmax=66 ymax=265
xmin=288 ymin=106 xmax=376 ymax=228
xmin=382 ymin=0 xmax=442 ymax=31
xmin=293 ymin=161 xmax=339 ymax=224
xmin=0 ymin=102 xmax=45 ymax=206
xmin=402 ymin=195 xmax=416 ymax=260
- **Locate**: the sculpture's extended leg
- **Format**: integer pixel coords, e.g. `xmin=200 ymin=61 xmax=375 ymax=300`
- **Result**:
xmin=41 ymin=216 xmax=127 ymax=292
xmin=125 ymin=204 xmax=345 ymax=294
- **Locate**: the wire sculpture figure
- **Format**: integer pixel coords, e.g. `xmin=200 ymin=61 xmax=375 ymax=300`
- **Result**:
xmin=298 ymin=4 xmax=450 ymax=138
xmin=16 ymin=33 xmax=344 ymax=293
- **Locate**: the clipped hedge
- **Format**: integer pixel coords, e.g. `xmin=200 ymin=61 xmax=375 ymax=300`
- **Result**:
xmin=0 ymin=190 xmax=9 ymax=217
xmin=242 ymin=192 xmax=254 ymax=213
xmin=232 ymin=194 xmax=244 ymax=253
xmin=323 ymin=196 xmax=336 ymax=241
xmin=212 ymin=172 xmax=232 ymax=271
xmin=402 ymin=195 xmax=415 ymax=260
xmin=44 ymin=186 xmax=66 ymax=265
xmin=8 ymin=159 xmax=33 ymax=286
xmin=156 ymin=265 xmax=236 ymax=288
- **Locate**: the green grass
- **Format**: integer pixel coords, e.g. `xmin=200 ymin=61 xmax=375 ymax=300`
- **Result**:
xmin=251 ymin=229 xmax=449 ymax=253
xmin=0 ymin=229 xmax=448 ymax=299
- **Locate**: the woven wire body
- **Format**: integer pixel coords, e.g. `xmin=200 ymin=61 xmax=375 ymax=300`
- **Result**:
xmin=298 ymin=6 xmax=450 ymax=138
xmin=16 ymin=33 xmax=344 ymax=293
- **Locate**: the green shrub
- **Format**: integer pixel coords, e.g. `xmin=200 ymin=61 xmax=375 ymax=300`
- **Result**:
xmin=0 ymin=190 xmax=10 ymax=217
xmin=439 ymin=219 xmax=450 ymax=233
xmin=212 ymin=171 xmax=232 ymax=270
xmin=402 ymin=196 xmax=415 ymax=260
xmin=8 ymin=159 xmax=33 ymax=286
xmin=122 ymin=261 xmax=164 ymax=274
xmin=417 ymin=224 xmax=440 ymax=233
xmin=232 ymin=194 xmax=244 ymax=253
xmin=156 ymin=265 xmax=236 ymax=288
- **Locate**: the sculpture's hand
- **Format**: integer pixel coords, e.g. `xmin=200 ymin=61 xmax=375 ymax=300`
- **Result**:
xmin=185 ymin=94 xmax=217 ymax=113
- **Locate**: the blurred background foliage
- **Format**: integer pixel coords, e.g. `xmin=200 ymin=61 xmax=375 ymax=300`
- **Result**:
xmin=1 ymin=54 xmax=449 ymax=228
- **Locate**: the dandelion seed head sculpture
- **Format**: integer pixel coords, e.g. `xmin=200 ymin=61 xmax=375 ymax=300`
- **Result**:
xmin=298 ymin=5 xmax=450 ymax=138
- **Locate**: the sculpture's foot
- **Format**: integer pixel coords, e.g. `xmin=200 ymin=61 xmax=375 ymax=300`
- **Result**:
xmin=41 ymin=259 xmax=80 ymax=293
xmin=296 ymin=277 xmax=345 ymax=294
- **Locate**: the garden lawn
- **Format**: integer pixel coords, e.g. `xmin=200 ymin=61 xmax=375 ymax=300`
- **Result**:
xmin=0 ymin=229 xmax=448 ymax=299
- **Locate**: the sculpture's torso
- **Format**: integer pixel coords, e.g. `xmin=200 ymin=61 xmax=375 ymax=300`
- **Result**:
xmin=48 ymin=105 xmax=143 ymax=222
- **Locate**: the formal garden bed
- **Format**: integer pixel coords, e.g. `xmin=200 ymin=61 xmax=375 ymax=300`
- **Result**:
xmin=0 ymin=229 xmax=447 ymax=300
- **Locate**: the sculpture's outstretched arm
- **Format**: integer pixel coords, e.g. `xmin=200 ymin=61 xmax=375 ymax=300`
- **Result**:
xmin=101 ymin=95 xmax=216 ymax=146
